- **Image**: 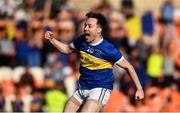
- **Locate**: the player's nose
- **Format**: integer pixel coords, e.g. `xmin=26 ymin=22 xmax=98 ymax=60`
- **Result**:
xmin=84 ymin=26 xmax=89 ymax=31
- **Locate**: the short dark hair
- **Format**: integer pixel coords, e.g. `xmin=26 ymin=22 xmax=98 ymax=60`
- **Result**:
xmin=86 ymin=12 xmax=107 ymax=29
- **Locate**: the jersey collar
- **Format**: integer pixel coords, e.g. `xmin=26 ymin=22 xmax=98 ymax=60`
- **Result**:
xmin=90 ymin=37 xmax=103 ymax=46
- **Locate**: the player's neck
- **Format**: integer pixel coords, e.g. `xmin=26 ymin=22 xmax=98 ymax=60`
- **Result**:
xmin=89 ymin=35 xmax=103 ymax=45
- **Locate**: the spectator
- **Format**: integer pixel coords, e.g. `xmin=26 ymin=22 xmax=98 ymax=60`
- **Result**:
xmin=0 ymin=90 xmax=5 ymax=112
xmin=147 ymin=48 xmax=164 ymax=86
xmin=18 ymin=67 xmax=34 ymax=112
xmin=0 ymin=0 xmax=18 ymax=18
xmin=28 ymin=20 xmax=44 ymax=67
xmin=30 ymin=89 xmax=44 ymax=112
xmin=14 ymin=20 xmax=29 ymax=66
xmin=57 ymin=20 xmax=76 ymax=65
xmin=45 ymin=80 xmax=67 ymax=112
xmin=161 ymin=0 xmax=174 ymax=25
xmin=0 ymin=19 xmax=15 ymax=66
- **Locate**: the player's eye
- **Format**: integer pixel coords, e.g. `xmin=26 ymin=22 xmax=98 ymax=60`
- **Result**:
xmin=88 ymin=24 xmax=93 ymax=28
xmin=84 ymin=23 xmax=86 ymax=26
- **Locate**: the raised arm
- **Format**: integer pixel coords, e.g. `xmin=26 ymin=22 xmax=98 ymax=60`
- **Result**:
xmin=116 ymin=57 xmax=144 ymax=100
xmin=44 ymin=31 xmax=74 ymax=54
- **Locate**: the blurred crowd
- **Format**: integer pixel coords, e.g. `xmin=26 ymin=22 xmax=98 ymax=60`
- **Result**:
xmin=0 ymin=0 xmax=179 ymax=112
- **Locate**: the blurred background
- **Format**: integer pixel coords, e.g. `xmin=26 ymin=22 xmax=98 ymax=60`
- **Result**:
xmin=0 ymin=0 xmax=179 ymax=112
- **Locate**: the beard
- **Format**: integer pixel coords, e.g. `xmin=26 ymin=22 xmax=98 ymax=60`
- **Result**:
xmin=85 ymin=35 xmax=92 ymax=42
xmin=84 ymin=30 xmax=98 ymax=43
xmin=84 ymin=32 xmax=90 ymax=41
xmin=85 ymin=34 xmax=95 ymax=43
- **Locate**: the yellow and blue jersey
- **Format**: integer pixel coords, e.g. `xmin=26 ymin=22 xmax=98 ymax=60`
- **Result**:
xmin=71 ymin=35 xmax=123 ymax=90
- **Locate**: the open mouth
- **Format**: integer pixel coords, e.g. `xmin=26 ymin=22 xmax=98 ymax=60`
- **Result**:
xmin=84 ymin=33 xmax=90 ymax=36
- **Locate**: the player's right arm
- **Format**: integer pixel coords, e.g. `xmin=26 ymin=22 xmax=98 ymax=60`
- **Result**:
xmin=44 ymin=31 xmax=74 ymax=54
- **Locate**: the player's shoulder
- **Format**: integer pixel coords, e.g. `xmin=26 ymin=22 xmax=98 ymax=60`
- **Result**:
xmin=75 ymin=34 xmax=86 ymax=41
xmin=79 ymin=34 xmax=86 ymax=38
xmin=102 ymin=38 xmax=117 ymax=50
xmin=72 ymin=34 xmax=86 ymax=45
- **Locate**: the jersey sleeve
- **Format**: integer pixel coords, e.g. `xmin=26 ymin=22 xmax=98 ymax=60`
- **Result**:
xmin=70 ymin=35 xmax=85 ymax=50
xmin=109 ymin=46 xmax=123 ymax=63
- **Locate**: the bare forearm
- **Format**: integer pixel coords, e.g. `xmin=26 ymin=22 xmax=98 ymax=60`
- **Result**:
xmin=49 ymin=38 xmax=73 ymax=54
xmin=127 ymin=65 xmax=142 ymax=90
xmin=116 ymin=58 xmax=142 ymax=90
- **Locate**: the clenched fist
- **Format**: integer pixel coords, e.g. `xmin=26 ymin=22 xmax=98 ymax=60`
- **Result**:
xmin=45 ymin=31 xmax=54 ymax=40
xmin=135 ymin=88 xmax=144 ymax=100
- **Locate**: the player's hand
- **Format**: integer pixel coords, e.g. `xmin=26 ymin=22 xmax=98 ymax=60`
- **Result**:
xmin=45 ymin=31 xmax=53 ymax=40
xmin=135 ymin=88 xmax=144 ymax=100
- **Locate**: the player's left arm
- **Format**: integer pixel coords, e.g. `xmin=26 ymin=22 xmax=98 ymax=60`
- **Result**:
xmin=115 ymin=57 xmax=144 ymax=100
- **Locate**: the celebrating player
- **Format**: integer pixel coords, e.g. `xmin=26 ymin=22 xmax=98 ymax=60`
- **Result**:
xmin=45 ymin=11 xmax=144 ymax=112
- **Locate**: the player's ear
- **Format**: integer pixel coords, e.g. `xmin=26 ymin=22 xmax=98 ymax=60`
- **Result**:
xmin=97 ymin=27 xmax=102 ymax=34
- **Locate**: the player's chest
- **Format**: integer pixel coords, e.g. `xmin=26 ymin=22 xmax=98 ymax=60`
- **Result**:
xmin=80 ymin=43 xmax=103 ymax=57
